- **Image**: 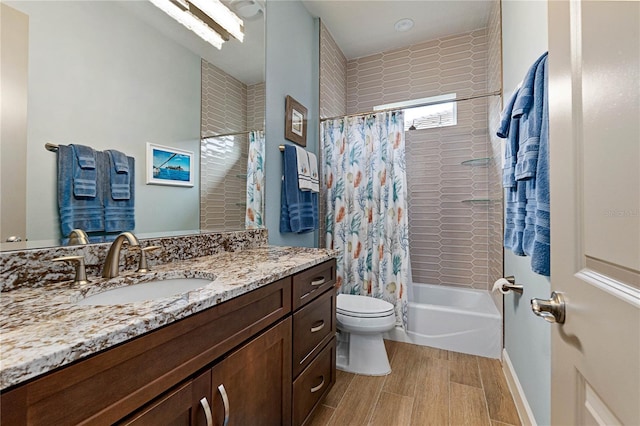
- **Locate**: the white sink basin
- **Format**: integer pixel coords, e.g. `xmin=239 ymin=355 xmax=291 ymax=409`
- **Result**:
xmin=76 ymin=277 xmax=214 ymax=305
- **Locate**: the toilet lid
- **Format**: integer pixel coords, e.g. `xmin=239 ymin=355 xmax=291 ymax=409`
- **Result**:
xmin=337 ymin=294 xmax=395 ymax=318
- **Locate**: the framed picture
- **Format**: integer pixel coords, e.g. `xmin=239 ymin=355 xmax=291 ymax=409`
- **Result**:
xmin=285 ymin=95 xmax=307 ymax=147
xmin=146 ymin=143 xmax=194 ymax=187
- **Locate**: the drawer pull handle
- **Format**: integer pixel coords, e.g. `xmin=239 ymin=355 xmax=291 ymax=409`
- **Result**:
xmin=218 ymin=384 xmax=230 ymax=426
xmin=199 ymin=397 xmax=213 ymax=426
xmin=310 ymin=321 xmax=325 ymax=333
xmin=310 ymin=277 xmax=326 ymax=286
xmin=311 ymin=376 xmax=325 ymax=393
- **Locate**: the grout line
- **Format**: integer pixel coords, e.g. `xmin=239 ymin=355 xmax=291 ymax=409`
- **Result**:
xmin=477 ymin=356 xmax=494 ymax=426
xmin=322 ymin=404 xmax=337 ymax=426
xmin=365 ymin=380 xmax=386 ymax=425
xmin=331 ymin=372 xmax=355 ymax=411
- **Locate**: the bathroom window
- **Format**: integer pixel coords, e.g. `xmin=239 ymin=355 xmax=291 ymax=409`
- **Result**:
xmin=374 ymin=93 xmax=457 ymax=131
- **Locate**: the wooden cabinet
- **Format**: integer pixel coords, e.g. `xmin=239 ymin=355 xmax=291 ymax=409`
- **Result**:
xmin=290 ymin=261 xmax=337 ymax=426
xmin=0 ymin=260 xmax=337 ymax=426
xmin=210 ymin=319 xmax=292 ymax=426
xmin=119 ymin=370 xmax=211 ymax=426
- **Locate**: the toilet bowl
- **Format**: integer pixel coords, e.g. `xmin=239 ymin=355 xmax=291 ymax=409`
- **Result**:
xmin=336 ymin=294 xmax=396 ymax=376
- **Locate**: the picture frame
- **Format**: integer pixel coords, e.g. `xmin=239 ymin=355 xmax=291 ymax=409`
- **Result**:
xmin=146 ymin=143 xmax=194 ymax=187
xmin=284 ymin=95 xmax=307 ymax=147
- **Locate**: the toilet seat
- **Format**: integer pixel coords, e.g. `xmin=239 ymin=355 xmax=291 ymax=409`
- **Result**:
xmin=337 ymin=294 xmax=395 ymax=318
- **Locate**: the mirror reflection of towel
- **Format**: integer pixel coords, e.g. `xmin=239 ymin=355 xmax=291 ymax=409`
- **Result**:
xmin=101 ymin=151 xmax=135 ymax=232
xmin=70 ymin=144 xmax=97 ymax=198
xmin=58 ymin=145 xmax=104 ymax=235
xmin=106 ymin=150 xmax=130 ymax=200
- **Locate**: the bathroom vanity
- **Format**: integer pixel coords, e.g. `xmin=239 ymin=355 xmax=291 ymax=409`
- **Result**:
xmin=0 ymin=246 xmax=336 ymax=426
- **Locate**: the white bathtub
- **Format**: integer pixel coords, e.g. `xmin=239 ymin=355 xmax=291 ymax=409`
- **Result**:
xmin=385 ymin=283 xmax=502 ymax=359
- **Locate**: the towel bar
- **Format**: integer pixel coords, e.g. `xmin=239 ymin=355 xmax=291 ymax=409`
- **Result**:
xmin=45 ymin=142 xmax=59 ymax=152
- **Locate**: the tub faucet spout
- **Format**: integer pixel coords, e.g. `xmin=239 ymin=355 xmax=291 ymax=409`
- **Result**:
xmin=102 ymin=232 xmax=140 ymax=278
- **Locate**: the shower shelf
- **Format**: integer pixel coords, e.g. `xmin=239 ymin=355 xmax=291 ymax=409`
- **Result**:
xmin=235 ymin=174 xmax=247 ymax=179
xmin=461 ymin=199 xmax=497 ymax=204
xmin=461 ymin=157 xmax=491 ymax=167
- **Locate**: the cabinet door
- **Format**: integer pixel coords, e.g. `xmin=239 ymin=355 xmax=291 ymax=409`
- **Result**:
xmin=211 ymin=318 xmax=292 ymax=426
xmin=118 ymin=370 xmax=211 ymax=426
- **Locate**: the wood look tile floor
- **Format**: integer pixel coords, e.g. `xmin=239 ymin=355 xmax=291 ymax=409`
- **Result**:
xmin=307 ymin=341 xmax=521 ymax=426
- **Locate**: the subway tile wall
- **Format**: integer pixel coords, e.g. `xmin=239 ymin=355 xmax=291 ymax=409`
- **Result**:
xmin=319 ymin=23 xmax=348 ymax=248
xmin=345 ymin=26 xmax=504 ymax=292
xmin=200 ymin=60 xmax=265 ymax=231
xmin=487 ymin=1 xmax=505 ymax=309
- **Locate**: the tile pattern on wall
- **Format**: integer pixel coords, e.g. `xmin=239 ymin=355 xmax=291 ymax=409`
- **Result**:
xmin=200 ymin=60 xmax=265 ymax=231
xmin=345 ymin=28 xmax=504 ymax=291
xmin=320 ymin=22 xmax=347 ymax=119
xmin=487 ymin=0 xmax=505 ymax=310
xmin=247 ymin=82 xmax=266 ymax=131
xmin=319 ymin=23 xmax=348 ymax=249
xmin=347 ymin=29 xmax=490 ymax=115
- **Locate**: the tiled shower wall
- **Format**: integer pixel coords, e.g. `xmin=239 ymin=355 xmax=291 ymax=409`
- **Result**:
xmin=319 ymin=22 xmax=348 ymax=248
xmin=487 ymin=1 xmax=504 ymax=309
xmin=200 ymin=60 xmax=265 ymax=231
xmin=345 ymin=28 xmax=503 ymax=292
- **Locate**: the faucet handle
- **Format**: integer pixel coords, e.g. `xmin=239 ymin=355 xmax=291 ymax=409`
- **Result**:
xmin=137 ymin=245 xmax=162 ymax=273
xmin=52 ymin=255 xmax=89 ymax=285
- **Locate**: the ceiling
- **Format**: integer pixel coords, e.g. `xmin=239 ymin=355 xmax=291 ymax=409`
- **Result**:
xmin=301 ymin=0 xmax=494 ymax=60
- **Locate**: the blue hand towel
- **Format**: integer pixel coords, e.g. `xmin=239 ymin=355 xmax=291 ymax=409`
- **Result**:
xmin=58 ymin=145 xmax=105 ymax=236
xmin=70 ymin=144 xmax=97 ymax=198
xmin=100 ymin=151 xmax=135 ymax=232
xmin=280 ymin=145 xmax=317 ymax=233
xmin=514 ymin=53 xmax=548 ymax=181
xmin=106 ymin=150 xmax=131 ymax=200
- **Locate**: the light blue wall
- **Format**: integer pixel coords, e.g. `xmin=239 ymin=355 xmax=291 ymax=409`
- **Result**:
xmin=265 ymin=0 xmax=320 ymax=247
xmin=501 ymin=1 xmax=550 ymax=425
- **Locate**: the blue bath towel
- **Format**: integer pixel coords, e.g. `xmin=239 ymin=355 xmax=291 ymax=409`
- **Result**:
xmin=497 ymin=52 xmax=550 ymax=276
xmin=58 ymin=144 xmax=105 ymax=236
xmin=280 ymin=145 xmax=317 ymax=233
xmin=531 ymin=57 xmax=550 ymax=276
xmin=106 ymin=150 xmax=131 ymax=200
xmin=70 ymin=144 xmax=97 ymax=198
xmin=100 ymin=151 xmax=135 ymax=232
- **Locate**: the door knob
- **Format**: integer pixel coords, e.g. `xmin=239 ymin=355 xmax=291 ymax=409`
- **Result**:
xmin=531 ymin=291 xmax=566 ymax=324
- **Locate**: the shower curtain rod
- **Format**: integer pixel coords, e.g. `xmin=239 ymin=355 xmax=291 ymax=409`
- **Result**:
xmin=201 ymin=129 xmax=263 ymax=139
xmin=319 ymin=90 xmax=502 ymax=123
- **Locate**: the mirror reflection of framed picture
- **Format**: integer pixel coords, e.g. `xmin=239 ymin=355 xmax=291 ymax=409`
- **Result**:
xmin=146 ymin=143 xmax=194 ymax=187
xmin=284 ymin=95 xmax=307 ymax=147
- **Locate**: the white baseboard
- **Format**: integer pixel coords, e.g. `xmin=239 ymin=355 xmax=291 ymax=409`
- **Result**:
xmin=502 ymin=348 xmax=537 ymax=426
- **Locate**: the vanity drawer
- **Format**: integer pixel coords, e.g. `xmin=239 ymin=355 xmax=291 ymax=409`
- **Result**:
xmin=292 ymin=338 xmax=336 ymax=426
xmin=292 ymin=259 xmax=336 ymax=310
xmin=292 ymin=288 xmax=336 ymax=377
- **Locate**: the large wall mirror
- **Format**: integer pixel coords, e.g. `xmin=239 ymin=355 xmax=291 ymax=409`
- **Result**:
xmin=0 ymin=0 xmax=265 ymax=251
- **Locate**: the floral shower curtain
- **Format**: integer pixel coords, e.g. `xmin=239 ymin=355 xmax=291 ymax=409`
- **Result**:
xmin=245 ymin=130 xmax=265 ymax=229
xmin=322 ymin=111 xmax=409 ymax=327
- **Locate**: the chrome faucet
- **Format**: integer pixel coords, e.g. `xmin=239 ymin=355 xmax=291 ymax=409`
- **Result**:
xmin=102 ymin=232 xmax=140 ymax=278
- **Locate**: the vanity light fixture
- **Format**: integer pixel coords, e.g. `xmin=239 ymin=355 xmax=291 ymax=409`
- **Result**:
xmin=189 ymin=0 xmax=244 ymax=42
xmin=149 ymin=0 xmax=224 ymax=48
xmin=148 ymin=0 xmax=244 ymax=49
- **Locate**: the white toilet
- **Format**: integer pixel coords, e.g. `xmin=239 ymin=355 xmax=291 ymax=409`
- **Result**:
xmin=336 ymin=294 xmax=396 ymax=376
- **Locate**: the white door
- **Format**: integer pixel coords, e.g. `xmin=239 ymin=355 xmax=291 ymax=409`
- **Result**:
xmin=547 ymin=1 xmax=640 ymax=425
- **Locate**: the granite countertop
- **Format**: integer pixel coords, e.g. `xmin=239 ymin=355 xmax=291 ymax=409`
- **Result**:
xmin=0 ymin=246 xmax=335 ymax=390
